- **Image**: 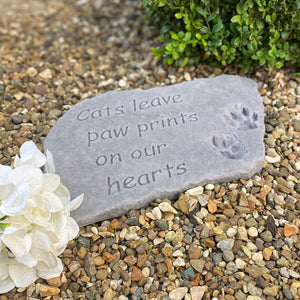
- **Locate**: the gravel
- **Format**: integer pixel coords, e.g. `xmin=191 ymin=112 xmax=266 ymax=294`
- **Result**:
xmin=0 ymin=0 xmax=299 ymax=299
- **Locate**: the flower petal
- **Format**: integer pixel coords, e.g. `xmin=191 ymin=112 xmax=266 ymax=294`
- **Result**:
xmin=45 ymin=150 xmax=55 ymax=174
xmin=9 ymin=165 xmax=42 ymax=195
xmin=67 ymin=194 xmax=84 ymax=211
xmin=15 ymin=253 xmax=37 ymax=268
xmin=25 ymin=207 xmax=50 ymax=227
xmin=0 ymin=276 xmax=15 ymax=293
xmin=1 ymin=183 xmax=29 ymax=216
xmin=9 ymin=263 xmax=38 ymax=288
xmin=67 ymin=217 xmax=79 ymax=241
xmin=50 ymin=213 xmax=67 ymax=236
xmin=43 ymin=193 xmax=63 ymax=212
xmin=54 ymin=183 xmax=70 ymax=205
xmin=0 ymin=165 xmax=11 ymax=184
xmin=1 ymin=227 xmax=32 ymax=258
xmin=0 ymin=262 xmax=9 ymax=280
xmin=30 ymin=230 xmax=52 ymax=261
xmin=7 ymin=215 xmax=31 ymax=228
xmin=19 ymin=141 xmax=46 ymax=168
xmin=13 ymin=155 xmax=21 ymax=168
xmin=36 ymin=255 xmax=63 ymax=279
xmin=0 ymin=184 xmax=15 ymax=201
xmin=42 ymin=174 xmax=60 ymax=193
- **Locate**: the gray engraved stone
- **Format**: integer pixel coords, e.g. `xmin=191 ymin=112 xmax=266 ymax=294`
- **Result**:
xmin=44 ymin=75 xmax=265 ymax=226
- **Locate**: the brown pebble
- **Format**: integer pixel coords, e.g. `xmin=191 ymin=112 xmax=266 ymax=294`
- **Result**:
xmin=96 ymin=269 xmax=108 ymax=280
xmin=131 ymin=266 xmax=143 ymax=281
xmin=39 ymin=284 xmax=60 ymax=297
xmin=121 ymin=270 xmax=130 ymax=282
xmin=284 ymin=223 xmax=299 ymax=237
xmin=103 ymin=252 xmax=115 ymax=262
xmin=77 ymin=247 xmax=87 ymax=259
xmin=46 ymin=276 xmax=62 ymax=287
xmin=35 ymin=83 xmax=47 ymax=95
xmin=94 ymin=256 xmax=105 ymax=266
xmin=188 ymin=247 xmax=201 ymax=259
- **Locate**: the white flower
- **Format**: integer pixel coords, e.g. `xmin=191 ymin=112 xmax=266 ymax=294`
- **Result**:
xmin=14 ymin=141 xmax=46 ymax=168
xmin=0 ymin=141 xmax=83 ymax=293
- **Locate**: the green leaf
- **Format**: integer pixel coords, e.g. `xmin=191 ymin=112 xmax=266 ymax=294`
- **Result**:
xmin=190 ymin=3 xmax=195 ymax=12
xmin=233 ymin=37 xmax=240 ymax=46
xmin=281 ymin=31 xmax=290 ymax=40
xmin=0 ymin=223 xmax=10 ymax=231
xmin=172 ymin=51 xmax=179 ymax=59
xmin=212 ymin=23 xmax=223 ymax=33
xmin=277 ymin=50 xmax=286 ymax=58
xmin=170 ymin=32 xmax=178 ymax=40
xmin=185 ymin=32 xmax=192 ymax=41
xmin=190 ymin=39 xmax=198 ymax=47
xmin=259 ymin=57 xmax=266 ymax=65
xmin=208 ymin=10 xmax=218 ymax=22
xmin=196 ymin=33 xmax=202 ymax=40
xmin=165 ymin=43 xmax=173 ymax=51
xmin=178 ymin=31 xmax=185 ymax=38
xmin=178 ymin=43 xmax=186 ymax=52
xmin=160 ymin=25 xmax=170 ymax=34
xmin=256 ymin=50 xmax=265 ymax=58
xmin=236 ymin=2 xmax=243 ymax=14
xmin=196 ymin=7 xmax=207 ymax=17
xmin=158 ymin=0 xmax=166 ymax=7
xmin=175 ymin=12 xmax=182 ymax=19
xmin=231 ymin=15 xmax=241 ymax=24
xmin=167 ymin=57 xmax=174 ymax=65
xmin=266 ymin=15 xmax=271 ymax=23
xmin=151 ymin=47 xmax=161 ymax=58
xmin=220 ymin=45 xmax=228 ymax=51
xmin=283 ymin=42 xmax=289 ymax=51
xmin=200 ymin=26 xmax=210 ymax=34
xmin=182 ymin=57 xmax=189 ymax=66
xmin=247 ymin=0 xmax=254 ymax=8
xmin=275 ymin=61 xmax=284 ymax=68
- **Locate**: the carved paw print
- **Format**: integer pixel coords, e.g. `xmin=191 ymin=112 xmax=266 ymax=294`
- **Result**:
xmin=224 ymin=104 xmax=258 ymax=131
xmin=211 ymin=133 xmax=247 ymax=159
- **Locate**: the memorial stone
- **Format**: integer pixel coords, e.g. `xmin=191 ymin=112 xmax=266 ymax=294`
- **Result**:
xmin=44 ymin=75 xmax=265 ymax=226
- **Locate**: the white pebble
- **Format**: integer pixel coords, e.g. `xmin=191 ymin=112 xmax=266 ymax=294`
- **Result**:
xmin=235 ymin=258 xmax=247 ymax=269
xmin=205 ymin=183 xmax=214 ymax=190
xmin=248 ymin=227 xmax=258 ymax=237
xmin=152 ymin=207 xmax=162 ymax=220
xmin=266 ymin=155 xmax=281 ymax=163
xmin=252 ymin=253 xmax=263 ymax=262
xmin=173 ymin=257 xmax=185 ymax=267
xmin=295 ymin=161 xmax=300 ymax=171
xmin=186 ymin=186 xmax=203 ymax=196
xmin=158 ymin=202 xmax=177 ymax=214
xmin=226 ymin=228 xmax=237 ymax=237
xmin=118 ymin=79 xmax=126 ymax=87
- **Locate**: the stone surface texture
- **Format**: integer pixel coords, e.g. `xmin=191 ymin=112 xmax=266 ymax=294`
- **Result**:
xmin=44 ymin=75 xmax=264 ymax=225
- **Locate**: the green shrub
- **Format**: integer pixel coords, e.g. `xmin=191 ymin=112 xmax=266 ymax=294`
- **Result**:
xmin=143 ymin=0 xmax=300 ymax=72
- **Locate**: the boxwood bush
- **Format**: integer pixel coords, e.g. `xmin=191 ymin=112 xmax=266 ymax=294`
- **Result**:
xmin=143 ymin=0 xmax=300 ymax=72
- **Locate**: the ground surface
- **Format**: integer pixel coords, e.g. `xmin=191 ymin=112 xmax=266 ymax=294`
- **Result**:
xmin=0 ymin=0 xmax=300 ymax=299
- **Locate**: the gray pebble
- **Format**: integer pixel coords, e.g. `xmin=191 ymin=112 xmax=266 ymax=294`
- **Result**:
xmin=283 ymin=289 xmax=293 ymax=300
xmin=155 ymin=220 xmax=168 ymax=231
xmin=125 ymin=216 xmax=140 ymax=226
xmin=223 ymin=249 xmax=234 ymax=262
xmin=260 ymin=230 xmax=273 ymax=242
xmin=12 ymin=115 xmax=23 ymax=124
xmin=77 ymin=236 xmax=90 ymax=248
